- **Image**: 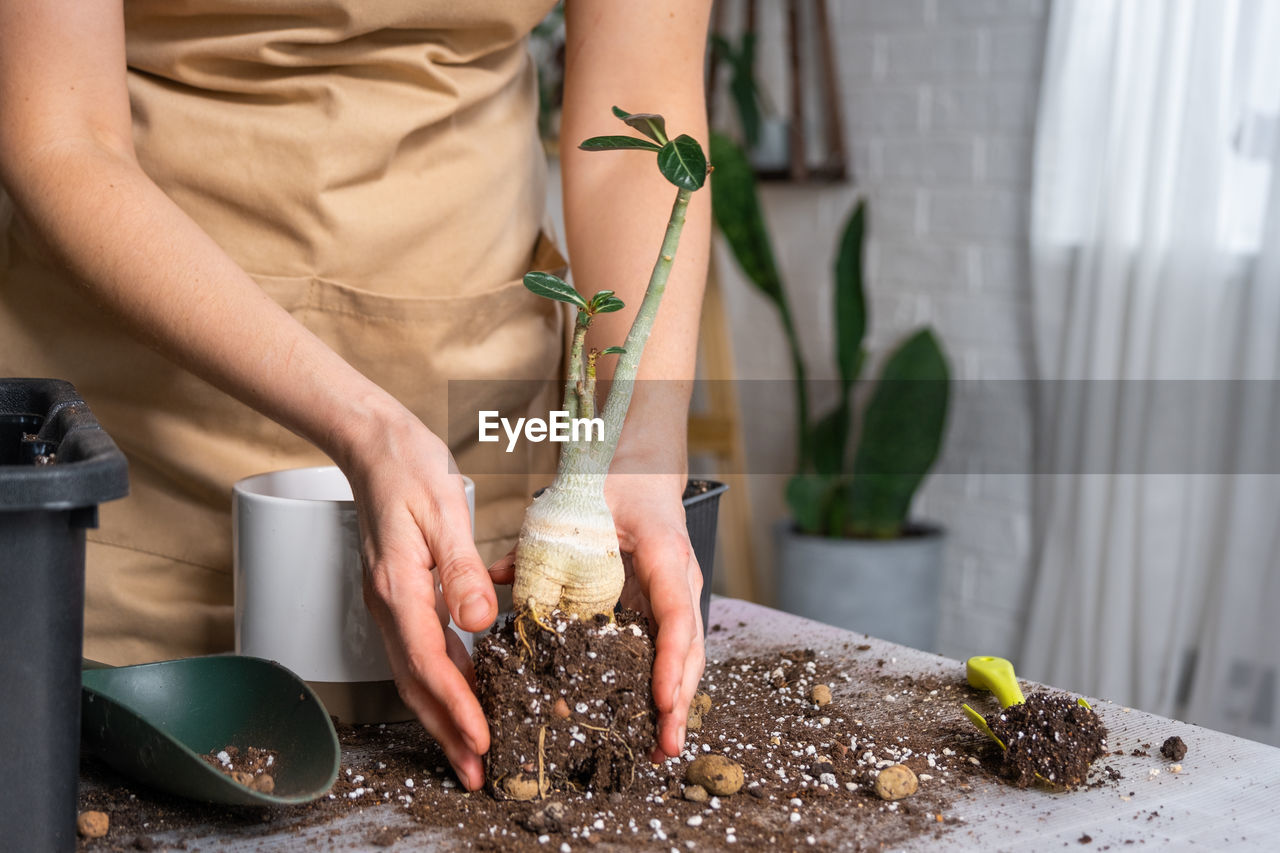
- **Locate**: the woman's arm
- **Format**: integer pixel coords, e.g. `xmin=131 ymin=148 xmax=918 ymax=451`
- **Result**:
xmin=560 ymin=0 xmax=714 ymax=758
xmin=0 ymin=0 xmax=497 ymax=790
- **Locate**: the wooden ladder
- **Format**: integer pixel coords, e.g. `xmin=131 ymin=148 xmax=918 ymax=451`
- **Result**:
xmin=688 ymin=257 xmax=758 ymax=603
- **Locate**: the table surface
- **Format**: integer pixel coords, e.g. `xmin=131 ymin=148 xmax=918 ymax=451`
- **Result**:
xmin=81 ymin=599 xmax=1280 ymax=851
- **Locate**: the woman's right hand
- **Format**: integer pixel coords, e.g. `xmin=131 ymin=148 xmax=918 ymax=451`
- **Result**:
xmin=335 ymin=404 xmax=501 ymax=791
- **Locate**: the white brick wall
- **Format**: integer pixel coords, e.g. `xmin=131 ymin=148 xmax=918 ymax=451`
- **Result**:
xmin=714 ymin=0 xmax=1049 ymax=660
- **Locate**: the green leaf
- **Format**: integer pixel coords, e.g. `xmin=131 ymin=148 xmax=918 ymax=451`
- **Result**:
xmin=835 ymin=202 xmax=868 ymax=392
xmin=709 ymin=34 xmax=733 ymax=59
xmin=709 ymin=132 xmax=786 ymax=308
xmin=846 ymin=329 xmax=950 ymax=537
xmin=592 ymin=296 xmax=625 ymax=314
xmin=728 ymin=33 xmax=762 ymax=148
xmin=523 ymin=271 xmax=587 ymax=309
xmin=587 ymin=290 xmax=618 ymax=313
xmin=785 ymin=474 xmax=839 ymax=535
xmin=657 ymin=134 xmax=707 ymax=191
xmin=580 ymin=135 xmax=663 ymax=153
xmin=611 ymin=106 xmax=668 ymax=144
xmin=601 ymin=346 xmax=626 ymax=355
xmin=809 ymin=402 xmax=850 ymax=477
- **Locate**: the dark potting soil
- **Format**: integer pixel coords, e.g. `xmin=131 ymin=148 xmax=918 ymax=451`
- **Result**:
xmin=984 ymin=692 xmax=1108 ymax=788
xmin=473 ymin=607 xmax=657 ymax=798
xmin=77 ymin=648 xmax=1006 ymax=851
xmin=682 ymin=479 xmax=713 ymax=500
xmin=1160 ymin=736 xmax=1188 ymax=762
xmin=19 ymin=431 xmax=57 ymax=464
xmin=76 ymin=632 xmax=1124 ymax=852
xmin=199 ymin=745 xmax=279 ymax=794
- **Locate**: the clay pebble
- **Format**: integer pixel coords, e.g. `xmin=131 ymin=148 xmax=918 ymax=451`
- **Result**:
xmin=77 ymin=810 xmax=110 ymax=839
xmin=686 ymin=754 xmax=744 ymax=796
xmin=682 ymin=784 xmax=709 ymax=803
xmin=502 ymin=773 xmax=541 ymax=801
xmin=874 ymin=764 xmax=918 ymax=801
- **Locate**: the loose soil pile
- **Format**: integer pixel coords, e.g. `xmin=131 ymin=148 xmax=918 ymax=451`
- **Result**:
xmin=984 ymin=692 xmax=1108 ymax=788
xmin=474 ymin=608 xmax=657 ymax=798
xmin=199 ymin=745 xmax=279 ymax=794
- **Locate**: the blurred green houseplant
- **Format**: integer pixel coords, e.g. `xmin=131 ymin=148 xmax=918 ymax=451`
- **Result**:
xmin=709 ymin=133 xmax=950 ymax=539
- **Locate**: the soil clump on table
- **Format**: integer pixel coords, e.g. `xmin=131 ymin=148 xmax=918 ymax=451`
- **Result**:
xmin=473 ymin=607 xmax=657 ymax=798
xmin=1160 ymin=736 xmax=1187 ymax=762
xmin=984 ymin=692 xmax=1108 ymax=788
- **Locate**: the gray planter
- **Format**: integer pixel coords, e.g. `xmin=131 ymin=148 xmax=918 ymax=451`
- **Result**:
xmin=774 ymin=519 xmax=945 ymax=651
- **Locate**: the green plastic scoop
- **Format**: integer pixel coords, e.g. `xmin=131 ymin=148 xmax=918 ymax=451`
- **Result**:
xmin=961 ymin=655 xmax=1092 ymax=760
xmin=81 ymin=656 xmax=340 ymax=806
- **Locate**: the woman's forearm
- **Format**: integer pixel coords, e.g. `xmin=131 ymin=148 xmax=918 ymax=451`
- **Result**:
xmin=2 ymin=136 xmax=408 ymax=466
xmin=559 ymin=0 xmax=713 ymax=479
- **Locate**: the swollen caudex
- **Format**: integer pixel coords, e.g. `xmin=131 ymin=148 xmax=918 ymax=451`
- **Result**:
xmin=511 ymin=478 xmax=624 ymax=619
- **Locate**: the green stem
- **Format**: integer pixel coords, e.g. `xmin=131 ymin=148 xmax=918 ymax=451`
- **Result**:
xmin=562 ymin=187 xmax=692 ymax=477
xmin=581 ymin=349 xmax=599 ymax=420
xmin=563 ymin=312 xmax=590 ymax=418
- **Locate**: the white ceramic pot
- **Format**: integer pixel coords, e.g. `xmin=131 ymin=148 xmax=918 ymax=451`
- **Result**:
xmin=774 ymin=519 xmax=944 ymax=652
xmin=232 ymin=466 xmax=474 ymax=722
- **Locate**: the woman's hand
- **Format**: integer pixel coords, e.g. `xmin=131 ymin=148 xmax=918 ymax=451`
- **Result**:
xmin=335 ymin=405 xmax=500 ymax=791
xmin=606 ymin=469 xmax=706 ymax=760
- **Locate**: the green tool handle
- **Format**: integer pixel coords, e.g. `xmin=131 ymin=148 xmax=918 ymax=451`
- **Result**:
xmin=965 ymin=655 xmax=1026 ymax=709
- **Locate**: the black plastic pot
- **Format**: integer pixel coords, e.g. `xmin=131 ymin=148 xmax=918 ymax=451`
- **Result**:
xmin=1 ymin=379 xmax=129 ymax=852
xmin=682 ymin=479 xmax=728 ymax=633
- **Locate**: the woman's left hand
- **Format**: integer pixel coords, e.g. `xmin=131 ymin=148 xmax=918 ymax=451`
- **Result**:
xmin=606 ymin=470 xmax=705 ymax=760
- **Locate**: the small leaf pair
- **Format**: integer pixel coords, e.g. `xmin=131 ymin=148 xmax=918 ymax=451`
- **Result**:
xmin=524 ymin=272 xmax=625 ymax=317
xmin=579 ymin=107 xmax=707 ymax=192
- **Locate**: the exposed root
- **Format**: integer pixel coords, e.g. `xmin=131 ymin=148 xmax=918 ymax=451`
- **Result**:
xmin=537 ymin=725 xmax=547 ymax=800
xmin=528 ymin=607 xmax=557 ymax=634
xmin=514 ymin=617 xmax=533 ymax=659
xmin=514 ymin=604 xmax=558 ymax=660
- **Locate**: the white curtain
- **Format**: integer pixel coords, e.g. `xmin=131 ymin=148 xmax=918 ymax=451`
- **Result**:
xmin=1024 ymin=0 xmax=1280 ymax=744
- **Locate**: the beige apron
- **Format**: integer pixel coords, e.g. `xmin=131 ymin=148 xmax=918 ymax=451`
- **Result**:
xmin=0 ymin=0 xmax=564 ymax=665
